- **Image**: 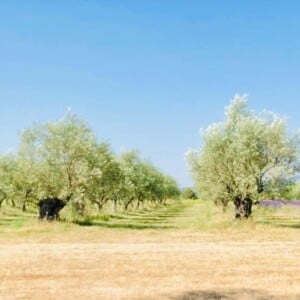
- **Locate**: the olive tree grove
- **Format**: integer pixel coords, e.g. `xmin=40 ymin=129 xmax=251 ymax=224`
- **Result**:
xmin=118 ymin=151 xmax=180 ymax=211
xmin=0 ymin=112 xmax=180 ymax=217
xmin=186 ymin=95 xmax=299 ymax=218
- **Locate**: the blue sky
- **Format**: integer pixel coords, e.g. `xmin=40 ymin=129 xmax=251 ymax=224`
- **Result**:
xmin=1 ymin=1 xmax=300 ymax=187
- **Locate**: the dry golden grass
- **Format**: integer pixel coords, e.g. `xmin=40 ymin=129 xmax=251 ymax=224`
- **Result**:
xmin=0 ymin=201 xmax=299 ymax=300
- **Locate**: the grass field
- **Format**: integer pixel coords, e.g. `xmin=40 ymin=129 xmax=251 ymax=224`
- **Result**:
xmin=0 ymin=200 xmax=299 ymax=299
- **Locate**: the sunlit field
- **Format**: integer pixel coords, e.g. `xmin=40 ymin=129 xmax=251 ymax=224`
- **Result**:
xmin=0 ymin=200 xmax=299 ymax=300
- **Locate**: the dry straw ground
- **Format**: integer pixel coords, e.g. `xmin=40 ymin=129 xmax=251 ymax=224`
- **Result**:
xmin=0 ymin=200 xmax=299 ymax=300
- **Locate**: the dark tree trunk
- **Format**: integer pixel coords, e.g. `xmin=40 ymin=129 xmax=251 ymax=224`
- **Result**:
xmin=112 ymin=196 xmax=117 ymax=213
xmin=220 ymin=198 xmax=228 ymax=212
xmin=234 ymin=196 xmax=252 ymax=219
xmin=66 ymin=194 xmax=73 ymax=202
xmin=95 ymin=201 xmax=104 ymax=212
xmin=22 ymin=200 xmax=26 ymax=212
xmin=0 ymin=199 xmax=4 ymax=211
xmin=94 ymin=195 xmax=109 ymax=212
xmin=0 ymin=191 xmax=6 ymax=210
xmin=136 ymin=200 xmax=140 ymax=209
xmin=22 ymin=188 xmax=32 ymax=212
xmin=124 ymin=199 xmax=134 ymax=211
xmin=158 ymin=198 xmax=164 ymax=204
xmin=136 ymin=197 xmax=143 ymax=209
xmin=124 ymin=202 xmax=130 ymax=211
xmin=256 ymin=176 xmax=264 ymax=193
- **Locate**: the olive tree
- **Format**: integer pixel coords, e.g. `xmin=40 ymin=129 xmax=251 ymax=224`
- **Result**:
xmin=85 ymin=143 xmax=124 ymax=212
xmin=118 ymin=151 xmax=180 ymax=210
xmin=18 ymin=112 xmax=102 ymax=215
xmin=162 ymin=175 xmax=180 ymax=202
xmin=13 ymin=129 xmax=45 ymax=211
xmin=118 ymin=151 xmax=147 ymax=210
xmin=181 ymin=187 xmax=197 ymax=200
xmin=0 ymin=154 xmax=16 ymax=209
xmin=186 ymin=95 xmax=299 ymax=218
xmin=3 ymin=111 xmax=180 ymax=217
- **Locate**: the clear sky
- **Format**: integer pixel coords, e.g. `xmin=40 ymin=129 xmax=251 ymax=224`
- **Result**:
xmin=1 ymin=1 xmax=300 ymax=187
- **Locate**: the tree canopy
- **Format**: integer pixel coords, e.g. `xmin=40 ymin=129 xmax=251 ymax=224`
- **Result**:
xmin=0 ymin=112 xmax=180 ymax=216
xmin=186 ymin=95 xmax=299 ymax=218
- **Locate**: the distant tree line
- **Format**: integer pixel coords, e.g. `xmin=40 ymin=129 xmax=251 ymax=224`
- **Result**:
xmin=0 ymin=112 xmax=180 ymax=216
xmin=180 ymin=188 xmax=198 ymax=200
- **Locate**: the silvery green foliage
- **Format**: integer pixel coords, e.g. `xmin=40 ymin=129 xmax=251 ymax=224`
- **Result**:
xmin=0 ymin=154 xmax=16 ymax=208
xmin=118 ymin=151 xmax=159 ymax=210
xmin=186 ymin=94 xmax=299 ymax=208
xmin=119 ymin=151 xmax=180 ymax=210
xmin=84 ymin=143 xmax=124 ymax=211
xmin=4 ymin=111 xmax=180 ymax=215
xmin=16 ymin=111 xmax=102 ymax=213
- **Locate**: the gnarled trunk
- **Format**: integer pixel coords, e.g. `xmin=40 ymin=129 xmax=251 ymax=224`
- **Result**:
xmin=0 ymin=190 xmax=7 ymax=211
xmin=94 ymin=195 xmax=109 ymax=212
xmin=95 ymin=201 xmax=104 ymax=212
xmin=22 ymin=188 xmax=32 ymax=212
xmin=124 ymin=198 xmax=134 ymax=211
xmin=234 ymin=196 xmax=252 ymax=219
xmin=136 ymin=197 xmax=143 ymax=210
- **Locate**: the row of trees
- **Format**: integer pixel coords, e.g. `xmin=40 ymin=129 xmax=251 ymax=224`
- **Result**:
xmin=0 ymin=113 xmax=180 ymax=215
xmin=187 ymin=95 xmax=300 ymax=218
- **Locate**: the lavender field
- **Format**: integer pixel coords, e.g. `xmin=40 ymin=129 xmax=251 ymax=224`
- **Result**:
xmin=259 ymin=199 xmax=300 ymax=208
xmin=255 ymin=200 xmax=300 ymax=228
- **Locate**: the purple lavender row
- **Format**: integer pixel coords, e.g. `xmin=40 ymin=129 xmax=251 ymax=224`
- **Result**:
xmin=259 ymin=199 xmax=300 ymax=208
